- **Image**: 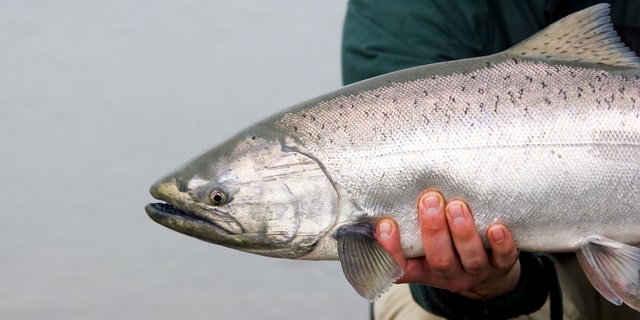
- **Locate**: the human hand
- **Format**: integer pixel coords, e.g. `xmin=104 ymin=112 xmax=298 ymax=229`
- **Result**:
xmin=376 ymin=190 xmax=521 ymax=299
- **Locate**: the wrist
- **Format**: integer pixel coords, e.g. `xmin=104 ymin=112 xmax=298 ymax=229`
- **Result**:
xmin=409 ymin=253 xmax=552 ymax=319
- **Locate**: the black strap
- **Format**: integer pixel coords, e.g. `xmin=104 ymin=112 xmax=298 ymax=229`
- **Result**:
xmin=535 ymin=254 xmax=563 ymax=320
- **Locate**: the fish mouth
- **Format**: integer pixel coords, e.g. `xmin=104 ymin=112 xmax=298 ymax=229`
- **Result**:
xmin=145 ymin=202 xmax=243 ymax=235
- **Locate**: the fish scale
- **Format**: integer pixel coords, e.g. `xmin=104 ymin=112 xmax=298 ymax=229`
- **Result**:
xmin=147 ymin=5 xmax=640 ymax=309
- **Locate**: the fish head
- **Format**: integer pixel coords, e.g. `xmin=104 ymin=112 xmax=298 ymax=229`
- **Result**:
xmin=146 ymin=125 xmax=339 ymax=258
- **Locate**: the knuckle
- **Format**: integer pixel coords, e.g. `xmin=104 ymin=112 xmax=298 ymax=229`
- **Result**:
xmin=451 ymin=225 xmax=475 ymax=239
xmin=463 ymin=257 xmax=486 ymax=273
xmin=429 ymin=256 xmax=455 ymax=272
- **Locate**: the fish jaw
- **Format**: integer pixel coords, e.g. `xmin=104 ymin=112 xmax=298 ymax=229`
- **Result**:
xmin=146 ymin=125 xmax=340 ymax=258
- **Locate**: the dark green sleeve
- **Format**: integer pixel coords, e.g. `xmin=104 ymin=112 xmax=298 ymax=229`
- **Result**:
xmin=341 ymin=0 xmax=545 ymax=85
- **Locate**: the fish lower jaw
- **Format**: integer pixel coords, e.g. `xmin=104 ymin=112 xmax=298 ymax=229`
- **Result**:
xmin=145 ymin=202 xmax=240 ymax=235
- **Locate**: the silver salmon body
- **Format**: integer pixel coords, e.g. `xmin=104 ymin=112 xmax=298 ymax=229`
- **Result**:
xmin=146 ymin=5 xmax=640 ymax=310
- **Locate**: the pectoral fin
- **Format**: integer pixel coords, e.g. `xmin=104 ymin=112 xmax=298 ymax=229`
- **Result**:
xmin=576 ymin=236 xmax=640 ymax=312
xmin=336 ymin=223 xmax=403 ymax=301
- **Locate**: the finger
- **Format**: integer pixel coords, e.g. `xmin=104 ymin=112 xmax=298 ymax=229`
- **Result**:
xmin=375 ymin=218 xmax=406 ymax=269
xmin=487 ymin=224 xmax=519 ymax=269
xmin=445 ymin=200 xmax=489 ymax=274
xmin=376 ymin=218 xmax=430 ymax=283
xmin=418 ymin=191 xmax=459 ymax=276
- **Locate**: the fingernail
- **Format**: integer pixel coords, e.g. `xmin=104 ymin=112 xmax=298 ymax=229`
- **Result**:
xmin=491 ymin=227 xmax=505 ymax=244
xmin=378 ymin=221 xmax=392 ymax=240
xmin=447 ymin=205 xmax=465 ymax=224
xmin=423 ymin=195 xmax=440 ymax=215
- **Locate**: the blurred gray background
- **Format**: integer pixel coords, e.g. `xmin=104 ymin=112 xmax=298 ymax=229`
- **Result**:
xmin=0 ymin=1 xmax=368 ymax=319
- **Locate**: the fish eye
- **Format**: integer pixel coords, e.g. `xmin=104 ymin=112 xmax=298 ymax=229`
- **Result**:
xmin=209 ymin=189 xmax=227 ymax=206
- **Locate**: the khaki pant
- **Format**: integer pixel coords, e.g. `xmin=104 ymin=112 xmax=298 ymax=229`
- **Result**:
xmin=373 ymin=255 xmax=640 ymax=320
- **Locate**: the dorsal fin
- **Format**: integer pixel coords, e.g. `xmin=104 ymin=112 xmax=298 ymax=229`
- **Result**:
xmin=505 ymin=3 xmax=640 ymax=68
